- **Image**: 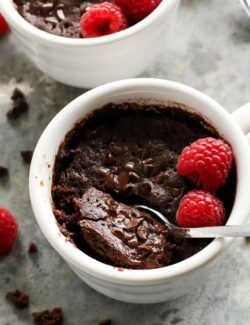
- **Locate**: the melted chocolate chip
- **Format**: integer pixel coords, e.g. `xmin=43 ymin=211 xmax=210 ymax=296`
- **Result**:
xmin=110 ymin=144 xmax=124 ymax=156
xmin=136 ymin=182 xmax=151 ymax=195
xmin=129 ymin=171 xmax=140 ymax=182
xmin=123 ymin=162 xmax=135 ymax=171
xmin=117 ymin=171 xmax=129 ymax=189
xmin=105 ymin=153 xmax=116 ymax=165
xmin=137 ymin=225 xmax=149 ymax=240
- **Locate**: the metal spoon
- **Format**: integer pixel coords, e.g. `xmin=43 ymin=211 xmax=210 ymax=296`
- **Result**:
xmin=136 ymin=205 xmax=250 ymax=238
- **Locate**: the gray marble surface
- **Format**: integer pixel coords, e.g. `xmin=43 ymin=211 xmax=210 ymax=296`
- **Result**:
xmin=1 ymin=0 xmax=250 ymax=324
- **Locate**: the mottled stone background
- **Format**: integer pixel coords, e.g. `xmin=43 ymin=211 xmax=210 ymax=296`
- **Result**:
xmin=1 ymin=0 xmax=250 ymax=324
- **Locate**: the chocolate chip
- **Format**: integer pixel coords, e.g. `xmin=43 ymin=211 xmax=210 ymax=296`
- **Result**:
xmin=112 ymin=228 xmax=125 ymax=241
xmin=7 ymin=98 xmax=28 ymax=120
xmin=56 ymin=3 xmax=65 ymax=10
xmin=138 ymin=244 xmax=152 ymax=255
xmin=40 ymin=3 xmax=53 ymax=15
xmin=28 ymin=242 xmax=38 ymax=254
xmin=32 ymin=308 xmax=63 ymax=325
xmin=154 ymin=171 xmax=166 ymax=184
xmin=129 ymin=171 xmax=140 ymax=182
xmin=6 ymin=289 xmax=29 ymax=309
xmin=137 ymin=225 xmax=149 ymax=241
xmin=11 ymin=88 xmax=24 ymax=101
xmin=0 ymin=166 xmax=8 ymax=178
xmin=127 ymin=237 xmax=138 ymax=249
xmin=20 ymin=151 xmax=33 ymax=164
xmin=99 ymin=167 xmax=110 ymax=176
xmin=117 ymin=209 xmax=128 ymax=217
xmin=125 ymin=218 xmax=143 ymax=229
xmin=110 ymin=144 xmax=124 ymax=156
xmin=123 ymin=184 xmax=134 ymax=195
xmin=105 ymin=153 xmax=116 ymax=165
xmin=142 ymin=163 xmax=154 ymax=177
xmin=104 ymin=173 xmax=115 ymax=190
xmin=123 ymin=162 xmax=135 ymax=171
xmin=136 ymin=182 xmax=151 ymax=195
xmin=117 ymin=171 xmax=129 ymax=189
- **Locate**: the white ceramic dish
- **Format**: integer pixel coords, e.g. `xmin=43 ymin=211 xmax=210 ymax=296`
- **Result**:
xmin=29 ymin=79 xmax=250 ymax=304
xmin=0 ymin=0 xmax=179 ymax=88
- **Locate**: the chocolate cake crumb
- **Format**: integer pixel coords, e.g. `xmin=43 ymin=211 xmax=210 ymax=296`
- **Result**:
xmin=7 ymin=97 xmax=29 ymax=120
xmin=99 ymin=320 xmax=112 ymax=325
xmin=28 ymin=242 xmax=38 ymax=254
xmin=20 ymin=151 xmax=33 ymax=164
xmin=7 ymin=88 xmax=29 ymax=120
xmin=245 ymin=237 xmax=250 ymax=244
xmin=32 ymin=308 xmax=63 ymax=325
xmin=0 ymin=166 xmax=8 ymax=178
xmin=6 ymin=289 xmax=29 ymax=309
xmin=11 ymin=88 xmax=25 ymax=101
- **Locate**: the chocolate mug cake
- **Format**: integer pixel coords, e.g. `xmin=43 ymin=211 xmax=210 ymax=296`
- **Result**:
xmin=52 ymin=102 xmax=236 ymax=269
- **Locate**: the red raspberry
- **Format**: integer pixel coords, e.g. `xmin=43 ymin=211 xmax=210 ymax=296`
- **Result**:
xmin=0 ymin=14 xmax=9 ymax=35
xmin=115 ymin=0 xmax=161 ymax=23
xmin=177 ymin=137 xmax=233 ymax=192
xmin=0 ymin=208 xmax=18 ymax=256
xmin=80 ymin=2 xmax=128 ymax=38
xmin=176 ymin=190 xmax=225 ymax=228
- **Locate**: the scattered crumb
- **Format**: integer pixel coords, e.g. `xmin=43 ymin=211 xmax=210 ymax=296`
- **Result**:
xmin=6 ymin=289 xmax=29 ymax=309
xmin=32 ymin=308 xmax=63 ymax=325
xmin=0 ymin=166 xmax=8 ymax=178
xmin=40 ymin=181 xmax=44 ymax=187
xmin=245 ymin=237 xmax=250 ymax=244
xmin=28 ymin=242 xmax=38 ymax=254
xmin=20 ymin=151 xmax=33 ymax=164
xmin=11 ymin=88 xmax=25 ymax=101
xmin=7 ymin=88 xmax=29 ymax=120
xmin=116 ymin=267 xmax=124 ymax=272
xmin=99 ymin=321 xmax=112 ymax=325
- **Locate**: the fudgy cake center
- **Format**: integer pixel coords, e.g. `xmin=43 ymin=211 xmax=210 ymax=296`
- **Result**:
xmin=52 ymin=102 xmax=236 ymax=269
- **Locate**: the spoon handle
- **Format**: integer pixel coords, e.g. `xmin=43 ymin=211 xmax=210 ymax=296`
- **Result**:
xmin=135 ymin=205 xmax=250 ymax=239
xmin=185 ymin=225 xmax=250 ymax=238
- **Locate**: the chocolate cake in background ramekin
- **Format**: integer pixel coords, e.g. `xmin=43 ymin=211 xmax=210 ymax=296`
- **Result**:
xmin=52 ymin=102 xmax=236 ymax=270
xmin=13 ymin=0 xmax=162 ymax=38
xmin=13 ymin=0 xmax=106 ymax=38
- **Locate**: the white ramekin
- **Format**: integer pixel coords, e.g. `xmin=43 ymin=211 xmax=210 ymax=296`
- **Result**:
xmin=29 ymin=79 xmax=250 ymax=304
xmin=239 ymin=0 xmax=250 ymax=18
xmin=0 ymin=0 xmax=179 ymax=88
